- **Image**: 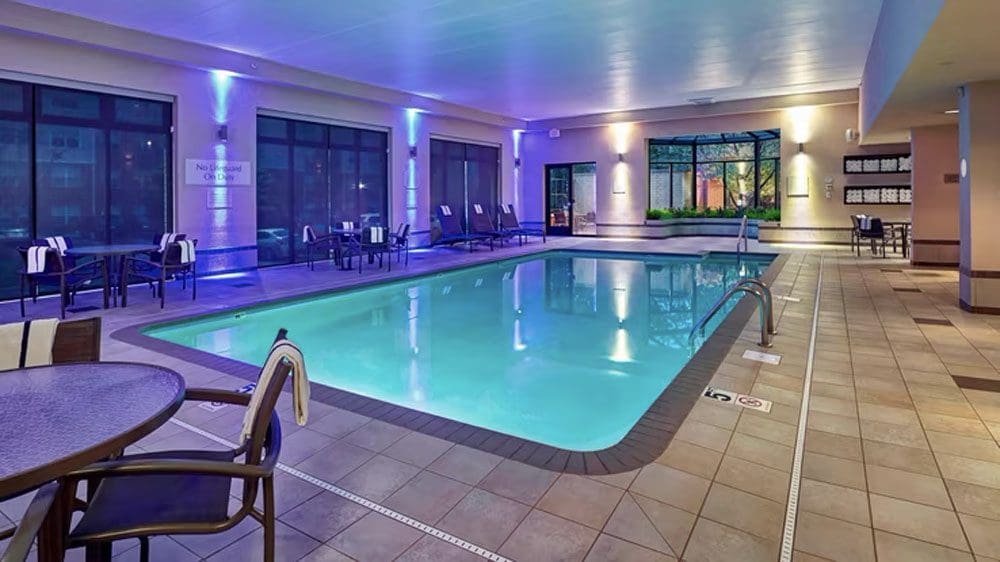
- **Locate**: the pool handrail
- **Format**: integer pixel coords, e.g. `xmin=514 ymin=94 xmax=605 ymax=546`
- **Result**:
xmin=688 ymin=277 xmax=774 ymax=350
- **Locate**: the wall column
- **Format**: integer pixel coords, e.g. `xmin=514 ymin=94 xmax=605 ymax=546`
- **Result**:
xmin=910 ymin=124 xmax=959 ymax=266
xmin=958 ymin=81 xmax=1000 ymax=313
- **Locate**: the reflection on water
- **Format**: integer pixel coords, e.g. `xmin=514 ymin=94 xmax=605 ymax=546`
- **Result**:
xmin=149 ymin=251 xmax=772 ymax=451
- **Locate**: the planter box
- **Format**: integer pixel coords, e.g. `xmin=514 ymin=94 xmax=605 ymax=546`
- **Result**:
xmin=633 ymin=217 xmax=761 ymax=239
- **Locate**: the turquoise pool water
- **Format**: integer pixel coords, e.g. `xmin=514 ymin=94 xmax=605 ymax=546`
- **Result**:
xmin=146 ymin=251 xmax=773 ymax=451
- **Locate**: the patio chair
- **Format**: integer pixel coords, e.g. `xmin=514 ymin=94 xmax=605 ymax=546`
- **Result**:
xmin=469 ymin=204 xmax=511 ymax=247
xmin=390 ymin=223 xmax=411 ymax=265
xmin=303 ymin=225 xmax=341 ymax=270
xmin=0 ymin=483 xmax=60 ymax=562
xmin=849 ymin=215 xmax=866 ymax=256
xmin=498 ymin=204 xmax=546 ymax=245
xmin=60 ymin=329 xmax=301 ymax=562
xmin=858 ymin=217 xmax=901 ymax=258
xmin=432 ymin=205 xmax=493 ymax=251
xmin=343 ymin=226 xmax=392 ymax=274
xmin=17 ymin=245 xmax=103 ymax=319
xmin=53 ymin=317 xmax=102 ymax=363
xmin=120 ymin=239 xmax=197 ymax=309
xmin=147 ymin=233 xmax=188 ymax=263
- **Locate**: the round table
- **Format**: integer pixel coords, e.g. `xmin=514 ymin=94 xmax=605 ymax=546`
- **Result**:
xmin=65 ymin=244 xmax=159 ymax=308
xmin=0 ymin=362 xmax=185 ymax=500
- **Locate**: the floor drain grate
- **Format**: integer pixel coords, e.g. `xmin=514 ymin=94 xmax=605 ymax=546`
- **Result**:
xmin=913 ymin=317 xmax=952 ymax=326
xmin=881 ymin=268 xmax=904 ymax=273
xmin=66 ymin=305 xmax=100 ymax=313
xmin=953 ymin=376 xmax=1000 ymax=392
xmin=230 ymin=282 xmax=255 ymax=288
xmin=893 ymin=287 xmax=921 ymax=293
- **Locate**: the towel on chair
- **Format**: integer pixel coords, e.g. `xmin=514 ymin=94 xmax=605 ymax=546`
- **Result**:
xmin=502 ymin=204 xmax=513 ymax=214
xmin=240 ymin=339 xmax=310 ymax=443
xmin=302 ymin=225 xmax=316 ymax=243
xmin=440 ymin=205 xmax=452 ymax=216
xmin=177 ymin=240 xmax=196 ymax=264
xmin=370 ymin=227 xmax=384 ymax=243
xmin=158 ymin=233 xmax=179 ymax=252
xmin=44 ymin=237 xmax=68 ymax=256
xmin=0 ymin=319 xmax=59 ymax=371
xmin=473 ymin=204 xmax=483 ymax=214
xmin=341 ymin=221 xmax=355 ymax=230
xmin=27 ymin=246 xmax=49 ymax=274
xmin=859 ymin=216 xmax=872 ymax=230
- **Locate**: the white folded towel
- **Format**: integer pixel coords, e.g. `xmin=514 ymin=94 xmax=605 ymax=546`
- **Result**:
xmin=158 ymin=233 xmax=179 ymax=252
xmin=859 ymin=216 xmax=872 ymax=230
xmin=44 ymin=237 xmax=68 ymax=256
xmin=177 ymin=240 xmax=196 ymax=264
xmin=502 ymin=204 xmax=513 ymax=214
xmin=473 ymin=204 xmax=483 ymax=214
xmin=0 ymin=319 xmax=59 ymax=371
xmin=302 ymin=225 xmax=316 ymax=243
xmin=370 ymin=227 xmax=384 ymax=243
xmin=27 ymin=246 xmax=49 ymax=274
xmin=341 ymin=221 xmax=355 ymax=230
xmin=440 ymin=205 xmax=452 ymax=216
xmin=240 ymin=339 xmax=309 ymax=443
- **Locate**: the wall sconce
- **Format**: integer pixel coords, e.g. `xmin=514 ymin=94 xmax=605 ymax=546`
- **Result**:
xmin=217 ymin=125 xmax=229 ymax=143
xmin=797 ymin=143 xmax=805 ymax=154
xmin=409 ymin=146 xmax=417 ymax=158
xmin=514 ymin=157 xmax=521 ymax=168
xmin=617 ymin=153 xmax=625 ymax=163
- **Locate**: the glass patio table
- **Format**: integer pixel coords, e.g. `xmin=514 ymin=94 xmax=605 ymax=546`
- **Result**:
xmin=65 ymin=244 xmax=159 ymax=308
xmin=0 ymin=362 xmax=184 ymax=561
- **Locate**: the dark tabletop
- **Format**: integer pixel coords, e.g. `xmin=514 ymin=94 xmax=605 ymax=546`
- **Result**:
xmin=65 ymin=244 xmax=159 ymax=257
xmin=0 ymin=362 xmax=185 ymax=499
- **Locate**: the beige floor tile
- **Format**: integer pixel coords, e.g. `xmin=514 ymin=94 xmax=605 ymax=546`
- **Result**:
xmin=799 ymin=478 xmax=871 ymax=525
xmin=866 ymin=464 xmax=952 ymax=509
xmin=437 ymin=489 xmax=530 ymax=550
xmin=587 ymin=469 xmax=639 ymax=490
xmin=807 ymin=411 xmax=861 ymax=438
xmin=478 ymin=459 xmax=559 ymax=505
xmin=396 ymin=535 xmax=483 ymax=562
xmin=537 ymin=474 xmax=624 ymax=530
xmin=937 ymin=454 xmax=1000 ymax=490
xmin=809 ymin=395 xmax=858 ymax=418
xmin=874 ymin=530 xmax=974 ymax=562
xmin=682 ymin=517 xmax=779 ymax=562
xmin=632 ymin=494 xmax=697 ymax=556
xmin=714 ymin=455 xmax=789 ymax=503
xmin=863 ymin=439 xmax=940 ymax=476
xmin=960 ymin=513 xmax=1000 ymax=559
xmin=870 ymin=494 xmax=969 ymax=551
xmin=927 ymin=431 xmax=1000 ymax=463
xmin=328 ymin=513 xmax=423 ymax=561
xmin=802 ymin=451 xmax=867 ymax=490
xmin=629 ymin=463 xmax=711 ymax=513
xmin=804 ymin=429 xmax=863 ymax=461
xmin=674 ymin=419 xmax=732 ymax=452
xmin=857 ymin=402 xmax=920 ymax=425
xmin=793 ymin=511 xmax=875 ymax=562
xmin=382 ymin=471 xmax=471 ymax=524
xmin=279 ymin=491 xmax=369 ymax=543
xmin=381 ymin=432 xmax=454 ymax=468
xmin=921 ymin=412 xmax=994 ymax=439
xmin=426 ymin=444 xmax=503 ymax=486
xmin=700 ymin=484 xmax=784 ymax=541
xmin=946 ymin=480 xmax=1000 ymax=520
xmin=860 ymin=419 xmax=929 ymax=449
xmin=654 ymin=439 xmax=723 ymax=480
xmin=584 ymin=534 xmax=676 ymax=562
xmin=499 ymin=509 xmax=598 ymax=562
xmin=335 ymin=455 xmax=421 ymax=502
xmin=602 ymin=493 xmax=674 ymax=555
xmin=736 ymin=415 xmax=797 ymax=447
xmin=686 ymin=401 xmax=741 ymax=430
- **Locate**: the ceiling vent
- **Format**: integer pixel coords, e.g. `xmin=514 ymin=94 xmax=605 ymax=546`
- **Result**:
xmin=687 ymin=97 xmax=715 ymax=106
xmin=548 ymin=128 xmax=561 ymax=139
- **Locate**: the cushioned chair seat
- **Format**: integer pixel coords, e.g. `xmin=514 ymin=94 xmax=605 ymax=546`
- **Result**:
xmin=69 ymin=449 xmax=235 ymax=541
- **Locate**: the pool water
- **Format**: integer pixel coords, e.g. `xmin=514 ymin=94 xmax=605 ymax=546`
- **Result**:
xmin=147 ymin=251 xmax=773 ymax=451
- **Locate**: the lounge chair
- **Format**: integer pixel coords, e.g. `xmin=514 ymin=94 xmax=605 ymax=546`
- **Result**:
xmin=60 ymin=329 xmax=300 ymax=562
xmin=432 ymin=205 xmax=493 ymax=251
xmin=469 ymin=204 xmax=511 ymax=246
xmin=498 ymin=204 xmax=546 ymax=245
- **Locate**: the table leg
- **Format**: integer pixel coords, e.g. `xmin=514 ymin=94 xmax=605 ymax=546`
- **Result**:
xmin=101 ymin=256 xmax=110 ymax=309
xmin=37 ymin=481 xmax=73 ymax=562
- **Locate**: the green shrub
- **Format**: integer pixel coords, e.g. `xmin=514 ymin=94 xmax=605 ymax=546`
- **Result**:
xmin=645 ymin=207 xmax=780 ymax=222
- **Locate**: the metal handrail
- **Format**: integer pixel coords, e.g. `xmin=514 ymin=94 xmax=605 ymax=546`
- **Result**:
xmin=736 ymin=215 xmax=749 ymax=255
xmin=689 ymin=277 xmax=774 ymax=349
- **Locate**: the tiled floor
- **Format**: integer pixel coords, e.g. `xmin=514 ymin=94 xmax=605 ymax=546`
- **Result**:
xmin=4 ymin=239 xmax=1000 ymax=561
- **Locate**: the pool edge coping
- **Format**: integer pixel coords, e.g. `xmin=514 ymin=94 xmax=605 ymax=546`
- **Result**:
xmin=111 ymin=249 xmax=789 ymax=475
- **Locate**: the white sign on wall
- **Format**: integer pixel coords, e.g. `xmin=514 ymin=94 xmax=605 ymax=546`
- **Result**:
xmin=185 ymin=159 xmax=252 ymax=186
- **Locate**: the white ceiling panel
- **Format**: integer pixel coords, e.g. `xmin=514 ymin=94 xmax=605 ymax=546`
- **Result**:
xmin=14 ymin=0 xmax=883 ymax=120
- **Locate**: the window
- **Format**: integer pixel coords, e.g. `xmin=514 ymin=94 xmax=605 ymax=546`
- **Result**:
xmin=429 ymin=139 xmax=499 ymax=241
xmin=255 ymin=115 xmax=389 ymax=267
xmin=0 ymin=79 xmax=172 ymax=300
xmin=648 ymin=130 xmax=780 ymax=211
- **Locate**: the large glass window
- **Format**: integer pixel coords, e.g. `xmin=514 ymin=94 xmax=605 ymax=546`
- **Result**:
xmin=649 ymin=130 xmax=780 ymax=211
xmin=255 ymin=115 xmax=389 ymax=266
xmin=0 ymin=79 xmax=172 ymax=300
xmin=429 ymin=139 xmax=499 ymax=241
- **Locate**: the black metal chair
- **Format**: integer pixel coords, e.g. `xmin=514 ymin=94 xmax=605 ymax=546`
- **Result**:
xmin=850 ymin=215 xmax=863 ymax=256
xmin=0 ymin=483 xmax=61 ymax=562
xmin=390 ymin=223 xmax=411 ymax=265
xmin=60 ymin=330 xmax=295 ymax=562
xmin=343 ymin=226 xmax=392 ymax=274
xmin=120 ymin=239 xmax=197 ymax=308
xmin=859 ymin=217 xmax=897 ymax=258
xmin=303 ymin=225 xmax=341 ymax=271
xmin=17 ymin=246 xmax=103 ymax=319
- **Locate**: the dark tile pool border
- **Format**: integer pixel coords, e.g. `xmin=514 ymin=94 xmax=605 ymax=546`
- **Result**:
xmin=112 ymin=250 xmax=788 ymax=475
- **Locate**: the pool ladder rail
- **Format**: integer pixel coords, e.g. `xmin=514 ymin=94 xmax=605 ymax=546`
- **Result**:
xmin=736 ymin=215 xmax=750 ymax=257
xmin=688 ymin=277 xmax=775 ymax=351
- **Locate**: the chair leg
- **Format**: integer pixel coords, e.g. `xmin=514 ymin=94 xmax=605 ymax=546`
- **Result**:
xmin=263 ymin=477 xmax=276 ymax=562
xmin=59 ymin=278 xmax=67 ymax=319
xmin=19 ymin=275 xmax=25 ymax=317
xmin=159 ymin=277 xmax=165 ymax=309
xmin=139 ymin=537 xmax=149 ymax=562
xmin=191 ymin=265 xmax=197 ymax=301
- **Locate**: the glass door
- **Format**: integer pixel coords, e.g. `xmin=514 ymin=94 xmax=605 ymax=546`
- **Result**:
xmin=545 ymin=162 xmax=597 ymax=236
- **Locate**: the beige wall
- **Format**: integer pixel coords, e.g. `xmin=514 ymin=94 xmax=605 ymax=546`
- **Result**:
xmin=0 ymin=30 xmax=519 ymax=270
xmin=910 ymin=124 xmax=959 ymax=265
xmin=522 ymin=102 xmax=911 ymax=240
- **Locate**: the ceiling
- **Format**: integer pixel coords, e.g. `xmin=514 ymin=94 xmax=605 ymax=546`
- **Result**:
xmin=863 ymin=0 xmax=1000 ymax=143
xmin=14 ymin=0 xmax=883 ymax=121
